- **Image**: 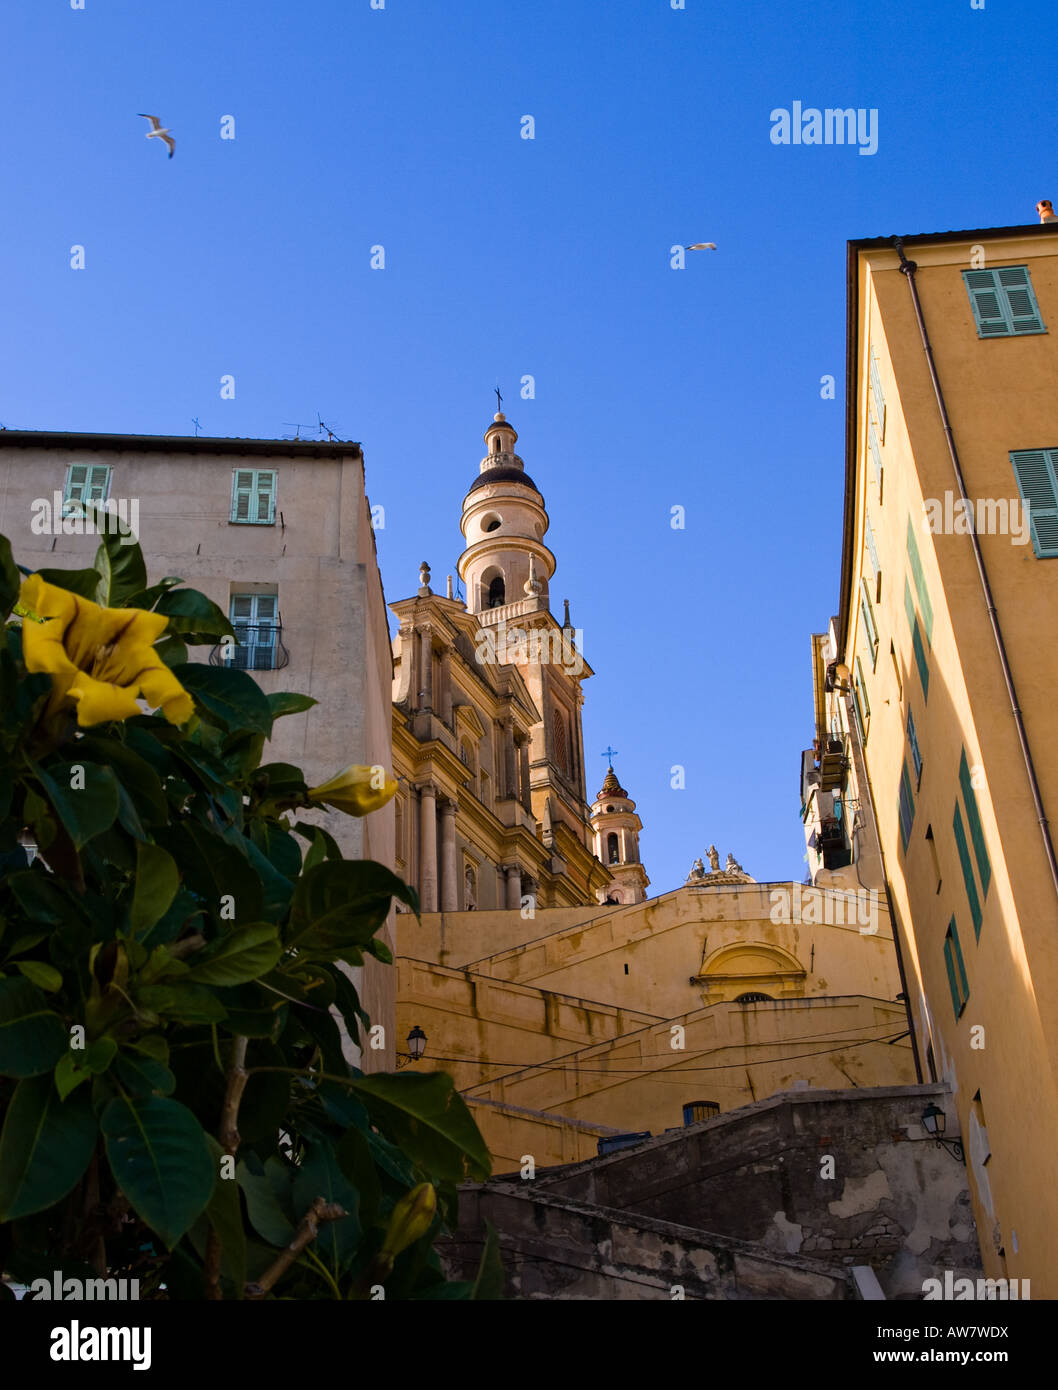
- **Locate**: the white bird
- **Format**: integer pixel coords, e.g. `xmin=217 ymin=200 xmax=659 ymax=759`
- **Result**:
xmin=686 ymin=242 xmax=717 ymax=250
xmin=137 ymin=113 xmax=174 ymax=159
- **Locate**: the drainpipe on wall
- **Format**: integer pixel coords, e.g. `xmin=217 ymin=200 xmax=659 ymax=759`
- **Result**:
xmin=892 ymin=236 xmax=1058 ymax=904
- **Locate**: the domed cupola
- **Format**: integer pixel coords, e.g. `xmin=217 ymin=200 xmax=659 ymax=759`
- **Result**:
xmin=458 ymin=410 xmax=555 ymax=615
xmin=590 ymin=760 xmax=650 ymax=905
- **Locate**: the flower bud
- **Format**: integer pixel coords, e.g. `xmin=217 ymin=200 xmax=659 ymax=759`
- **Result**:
xmin=378 ymin=1182 xmax=437 ymax=1262
xmin=306 ymin=763 xmax=397 ymax=817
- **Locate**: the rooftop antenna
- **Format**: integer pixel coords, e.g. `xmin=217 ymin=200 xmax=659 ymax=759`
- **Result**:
xmin=316 ymin=413 xmax=339 ymax=441
xmin=191 ymin=417 xmax=201 ymax=437
xmin=281 ymin=422 xmax=311 ymax=441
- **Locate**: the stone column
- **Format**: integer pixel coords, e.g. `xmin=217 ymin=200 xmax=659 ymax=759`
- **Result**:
xmin=518 ymin=738 xmax=532 ymax=813
xmin=440 ymin=799 xmax=458 ymax=911
xmin=504 ymin=864 xmax=522 ymax=910
xmin=439 ymin=651 xmax=453 ymax=726
xmin=418 ymin=627 xmax=433 ymax=711
xmin=573 ymin=689 xmax=588 ymax=802
xmin=503 ymin=717 xmax=517 ymax=800
xmin=419 ymin=783 xmax=438 ymax=912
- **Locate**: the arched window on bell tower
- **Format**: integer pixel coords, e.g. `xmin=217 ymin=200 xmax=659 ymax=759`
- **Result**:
xmin=607 ymin=831 xmax=620 ymax=865
xmin=552 ymin=707 xmax=570 ymax=776
xmin=488 ymin=575 xmax=505 ymax=607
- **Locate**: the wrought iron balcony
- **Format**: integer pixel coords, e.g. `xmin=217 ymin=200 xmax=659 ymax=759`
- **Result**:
xmin=210 ymin=624 xmax=289 ymax=671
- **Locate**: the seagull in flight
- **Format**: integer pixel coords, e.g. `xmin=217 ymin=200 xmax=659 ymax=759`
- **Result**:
xmin=137 ymin=114 xmax=174 ymax=158
xmin=686 ymin=242 xmax=717 ymax=250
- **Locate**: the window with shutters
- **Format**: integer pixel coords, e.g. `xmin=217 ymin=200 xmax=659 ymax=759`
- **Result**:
xmin=859 ymin=578 xmax=879 ymax=667
xmin=230 ymin=469 xmax=277 ymax=524
xmin=866 ymin=419 xmax=883 ymax=499
xmin=229 ymin=592 xmax=281 ymax=670
xmin=963 ymin=266 xmax=1046 ymax=337
xmin=944 ymin=918 xmax=970 ymax=1019
xmin=897 ymin=760 xmax=916 ymax=852
xmin=1009 ymin=449 xmax=1058 ymax=557
xmin=63 ymin=464 xmax=111 ymax=512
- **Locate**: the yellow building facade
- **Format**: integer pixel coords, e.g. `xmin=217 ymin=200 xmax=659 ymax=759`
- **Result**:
xmin=816 ymin=215 xmax=1058 ymax=1292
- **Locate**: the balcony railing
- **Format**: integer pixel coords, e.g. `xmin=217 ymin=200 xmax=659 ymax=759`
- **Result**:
xmin=210 ymin=624 xmax=289 ymax=671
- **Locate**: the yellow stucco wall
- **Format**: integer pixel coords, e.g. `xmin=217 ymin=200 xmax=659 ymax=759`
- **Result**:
xmin=840 ymin=229 xmax=1058 ymax=1292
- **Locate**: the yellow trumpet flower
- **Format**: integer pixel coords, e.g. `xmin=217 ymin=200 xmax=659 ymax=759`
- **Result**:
xmin=378 ymin=1183 xmax=437 ymax=1264
xmin=306 ymin=763 xmax=398 ymax=817
xmin=19 ymin=573 xmax=193 ymax=728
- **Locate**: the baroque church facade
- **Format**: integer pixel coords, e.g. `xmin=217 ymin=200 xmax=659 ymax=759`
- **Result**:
xmin=391 ymin=412 xmax=917 ymax=1176
xmin=389 ymin=410 xmax=646 ymax=912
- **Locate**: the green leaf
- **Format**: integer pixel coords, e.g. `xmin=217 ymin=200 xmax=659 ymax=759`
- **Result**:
xmin=351 ymin=1072 xmax=492 ymax=1184
xmin=248 ymin=820 xmax=302 ymax=882
xmin=129 ymin=842 xmax=180 ymax=938
xmin=13 ymin=960 xmax=63 ymax=992
xmin=200 ymin=1135 xmax=246 ymax=1295
xmin=470 ymin=1221 xmax=504 ymax=1300
xmin=267 ymin=692 xmax=318 ymax=720
xmin=335 ymin=1126 xmax=381 ymax=1231
xmin=172 ymin=664 xmax=273 ymax=736
xmin=286 ymin=861 xmax=415 ymax=958
xmin=134 ymin=983 xmax=228 ymax=1024
xmin=237 ymin=1155 xmax=295 ymax=1248
xmin=152 ymin=589 xmax=234 ymax=643
xmin=168 ymin=822 xmax=264 ymax=925
xmin=101 ymin=1095 xmax=214 ymax=1249
xmin=184 ymin=924 xmax=283 ymax=986
xmin=292 ymin=1143 xmax=361 ymax=1274
xmin=364 ymin=938 xmax=393 ymax=965
xmin=55 ymin=1037 xmax=118 ymax=1100
xmin=112 ymin=1050 xmax=176 ymax=1097
xmin=0 ymin=1076 xmax=97 ymax=1221
xmin=76 ymin=736 xmax=168 ymax=826
xmin=5 ymin=869 xmax=74 ymax=926
xmin=0 ymin=976 xmax=67 ymax=1077
xmin=36 ymin=762 xmax=120 ymax=850
xmin=92 ymin=517 xmax=147 ymax=606
xmin=0 ymin=535 xmax=20 ymax=618
xmin=126 ymin=577 xmax=184 ymax=610
xmin=32 ymin=567 xmax=103 ymax=600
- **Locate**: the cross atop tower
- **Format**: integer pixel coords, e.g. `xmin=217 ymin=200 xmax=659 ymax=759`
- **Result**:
xmin=601 ymin=746 xmax=619 ymax=768
xmin=494 ymin=385 xmax=503 ymax=413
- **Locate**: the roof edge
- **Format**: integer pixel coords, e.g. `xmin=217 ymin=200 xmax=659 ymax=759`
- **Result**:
xmin=0 ymin=430 xmax=363 ymax=460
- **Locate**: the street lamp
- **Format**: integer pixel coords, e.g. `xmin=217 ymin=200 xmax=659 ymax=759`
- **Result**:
xmin=920 ymin=1103 xmax=964 ymax=1162
xmin=397 ymin=1025 xmax=427 ymax=1069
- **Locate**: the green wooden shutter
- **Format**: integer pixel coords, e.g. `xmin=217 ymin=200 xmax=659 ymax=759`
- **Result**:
xmin=869 ymin=346 xmax=886 ymax=443
xmin=904 ymin=579 xmax=930 ymax=698
xmin=867 ymin=418 xmax=882 ymax=487
xmin=953 ymin=803 xmax=983 ymax=938
xmin=997 ymin=266 xmax=1045 ymax=334
xmin=958 ymin=750 xmax=991 ymax=898
xmin=944 ymin=919 xmax=970 ymax=1018
xmin=1010 ymin=449 xmax=1058 ymax=557
xmin=255 ymin=471 xmax=276 ymax=523
xmin=898 ymin=762 xmax=915 ymax=850
xmin=907 ymin=707 xmax=922 ymax=782
xmin=64 ymin=464 xmax=110 ymax=505
xmin=859 ymin=578 xmax=879 ymax=664
xmin=853 ymin=656 xmax=870 ymax=743
xmin=905 ymin=519 xmax=934 ymax=644
xmin=864 ymin=513 xmax=880 ymax=580
xmin=964 ymin=269 xmax=1010 ymax=336
xmin=232 ymin=470 xmax=254 ymax=522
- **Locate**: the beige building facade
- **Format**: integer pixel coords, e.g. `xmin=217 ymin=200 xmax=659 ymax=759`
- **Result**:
xmin=813 ymin=215 xmax=1058 ymax=1292
xmin=0 ymin=430 xmax=396 ymax=1063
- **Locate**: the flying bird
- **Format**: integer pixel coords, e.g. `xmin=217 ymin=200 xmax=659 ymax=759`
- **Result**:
xmin=686 ymin=242 xmax=717 ymax=250
xmin=137 ymin=114 xmax=174 ymax=158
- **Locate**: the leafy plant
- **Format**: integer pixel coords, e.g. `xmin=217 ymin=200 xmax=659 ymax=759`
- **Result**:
xmin=0 ymin=524 xmax=498 ymax=1300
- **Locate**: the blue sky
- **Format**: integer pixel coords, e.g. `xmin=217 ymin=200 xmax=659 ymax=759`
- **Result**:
xmin=3 ymin=0 xmax=1056 ymax=894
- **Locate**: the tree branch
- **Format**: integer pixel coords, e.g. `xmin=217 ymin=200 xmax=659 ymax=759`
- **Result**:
xmin=204 ymin=1035 xmax=249 ymax=1301
xmin=244 ymin=1198 xmax=347 ymax=1299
